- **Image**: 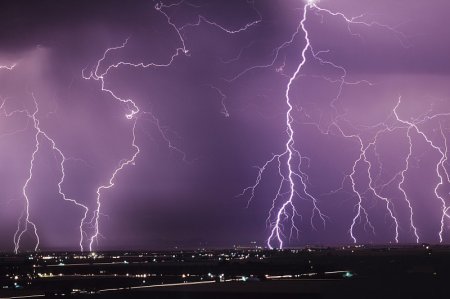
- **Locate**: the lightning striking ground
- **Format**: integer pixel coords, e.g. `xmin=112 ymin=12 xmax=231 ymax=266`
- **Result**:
xmin=82 ymin=2 xmax=198 ymax=251
xmin=237 ymin=0 xmax=444 ymax=247
xmin=13 ymin=98 xmax=40 ymax=254
xmin=13 ymin=94 xmax=90 ymax=253
xmin=393 ymin=97 xmax=450 ymax=243
xmin=81 ymin=0 xmax=266 ymax=250
xmin=239 ymin=1 xmax=328 ymax=249
xmin=5 ymin=0 xmax=262 ymax=252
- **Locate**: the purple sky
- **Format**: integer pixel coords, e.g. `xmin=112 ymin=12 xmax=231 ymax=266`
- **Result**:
xmin=1 ymin=0 xmax=450 ymax=252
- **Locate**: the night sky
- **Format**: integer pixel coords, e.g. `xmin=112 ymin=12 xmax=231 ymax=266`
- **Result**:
xmin=1 ymin=0 xmax=450 ymax=252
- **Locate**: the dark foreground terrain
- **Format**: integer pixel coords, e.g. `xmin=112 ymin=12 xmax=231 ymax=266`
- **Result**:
xmin=0 ymin=244 xmax=449 ymax=298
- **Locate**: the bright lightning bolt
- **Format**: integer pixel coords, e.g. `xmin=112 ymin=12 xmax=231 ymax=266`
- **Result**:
xmin=237 ymin=0 xmax=418 ymax=248
xmin=82 ymin=39 xmax=142 ymax=251
xmin=13 ymin=99 xmax=40 ymax=254
xmin=323 ymin=114 xmax=406 ymax=244
xmin=266 ymin=4 xmax=327 ymax=249
xmin=239 ymin=2 xmax=327 ymax=249
xmin=365 ymin=135 xmax=400 ymax=244
xmin=0 ymin=63 xmax=16 ymax=71
xmin=82 ymin=1 xmax=200 ymax=251
xmin=1 ymin=63 xmax=39 ymax=253
xmin=81 ymin=0 xmax=265 ymax=250
xmin=13 ymin=94 xmax=89 ymax=253
xmin=393 ymin=97 xmax=450 ymax=243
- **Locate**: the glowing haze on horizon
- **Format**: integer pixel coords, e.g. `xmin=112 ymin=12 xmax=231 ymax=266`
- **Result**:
xmin=1 ymin=0 xmax=450 ymax=252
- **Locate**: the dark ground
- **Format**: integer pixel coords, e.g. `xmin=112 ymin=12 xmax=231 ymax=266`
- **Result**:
xmin=73 ymin=279 xmax=448 ymax=299
xmin=0 ymin=245 xmax=448 ymax=298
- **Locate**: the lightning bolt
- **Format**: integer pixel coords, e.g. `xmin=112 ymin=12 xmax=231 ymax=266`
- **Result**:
xmin=335 ymin=127 xmax=378 ymax=243
xmin=82 ymin=1 xmax=201 ymax=250
xmin=237 ymin=0 xmax=416 ymax=248
xmin=325 ymin=95 xmax=450 ymax=245
xmin=0 ymin=63 xmax=16 ymax=71
xmin=393 ymin=97 xmax=450 ymax=243
xmin=13 ymin=96 xmax=40 ymax=254
xmin=81 ymin=39 xmax=142 ymax=251
xmin=1 ymin=63 xmax=38 ymax=253
xmin=0 ymin=96 xmax=31 ymax=138
xmin=266 ymin=3 xmax=328 ymax=249
xmin=332 ymin=121 xmax=405 ymax=243
xmin=397 ymin=125 xmax=420 ymax=243
xmin=209 ymin=86 xmax=230 ymax=118
xmin=438 ymin=128 xmax=450 ymax=241
xmin=81 ymin=1 xmax=265 ymax=250
xmin=156 ymin=0 xmax=260 ymax=117
xmin=239 ymin=1 xmax=327 ymax=249
xmin=175 ymin=0 xmax=262 ymax=34
xmin=13 ymin=94 xmax=89 ymax=253
xmin=365 ymin=134 xmax=400 ymax=244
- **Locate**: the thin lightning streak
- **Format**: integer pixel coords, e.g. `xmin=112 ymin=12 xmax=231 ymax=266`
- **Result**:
xmin=209 ymin=86 xmax=229 ymax=118
xmin=350 ymin=139 xmax=375 ymax=241
xmin=13 ymin=95 xmax=89 ymax=253
xmin=154 ymin=0 xmax=262 ymax=70
xmin=238 ymin=153 xmax=280 ymax=208
xmin=365 ymin=137 xmax=400 ymax=244
xmin=3 ymin=62 xmax=90 ymax=252
xmin=331 ymin=125 xmax=378 ymax=243
xmin=323 ymin=114 xmax=406 ymax=244
xmin=310 ymin=2 xmax=410 ymax=47
xmin=83 ymin=1 xmax=198 ymax=250
xmin=82 ymin=39 xmax=139 ymax=120
xmin=310 ymin=49 xmax=375 ymax=119
xmin=398 ymin=127 xmax=419 ymax=243
xmin=337 ymin=91 xmax=450 ymax=245
xmin=89 ymin=120 xmax=140 ymax=251
xmin=221 ymin=41 xmax=256 ymax=64
xmin=394 ymin=97 xmax=450 ymax=243
xmin=267 ymin=3 xmax=314 ymax=249
xmin=155 ymin=2 xmax=189 ymax=55
xmin=174 ymin=0 xmax=262 ymax=34
xmin=0 ymin=97 xmax=32 ymax=138
xmin=391 ymin=100 xmax=420 ymax=243
xmin=438 ymin=127 xmax=450 ymax=241
xmin=141 ymin=111 xmax=190 ymax=163
xmin=240 ymin=2 xmax=326 ymax=249
xmin=56 ymin=151 xmax=90 ymax=252
xmin=82 ymin=40 xmax=141 ymax=251
xmin=315 ymin=111 xmax=428 ymax=245
xmin=225 ymin=17 xmax=304 ymax=83
xmin=237 ymin=0 xmax=414 ymax=247
xmin=13 ymin=101 xmax=39 ymax=254
xmin=348 ymin=150 xmax=376 ymax=242
xmin=33 ymin=113 xmax=89 ymax=252
xmin=179 ymin=13 xmax=261 ymax=34
xmin=0 ymin=63 xmax=16 ymax=71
